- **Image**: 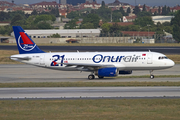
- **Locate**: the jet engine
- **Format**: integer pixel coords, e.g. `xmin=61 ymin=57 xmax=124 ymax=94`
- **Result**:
xmin=119 ymin=70 xmax=132 ymax=74
xmin=95 ymin=67 xmax=118 ymax=77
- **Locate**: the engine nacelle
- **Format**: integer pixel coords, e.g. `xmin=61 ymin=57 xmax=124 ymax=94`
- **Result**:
xmin=119 ymin=70 xmax=132 ymax=74
xmin=96 ymin=67 xmax=118 ymax=77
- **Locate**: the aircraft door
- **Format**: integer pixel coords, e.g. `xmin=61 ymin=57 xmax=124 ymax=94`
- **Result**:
xmin=40 ymin=55 xmax=45 ymax=66
xmin=147 ymin=54 xmax=153 ymax=64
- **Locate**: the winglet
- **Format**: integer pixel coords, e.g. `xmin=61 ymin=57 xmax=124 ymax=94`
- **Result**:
xmin=13 ymin=26 xmax=45 ymax=54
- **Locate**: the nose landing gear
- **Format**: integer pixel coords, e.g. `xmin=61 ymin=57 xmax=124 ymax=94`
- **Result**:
xmin=150 ymin=70 xmax=154 ymax=79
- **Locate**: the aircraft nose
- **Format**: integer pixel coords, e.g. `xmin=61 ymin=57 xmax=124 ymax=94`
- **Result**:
xmin=168 ymin=60 xmax=175 ymax=67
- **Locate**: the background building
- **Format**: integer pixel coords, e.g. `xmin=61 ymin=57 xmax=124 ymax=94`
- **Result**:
xmin=86 ymin=0 xmax=94 ymax=3
xmin=59 ymin=0 xmax=66 ymax=5
xmin=67 ymin=0 xmax=85 ymax=5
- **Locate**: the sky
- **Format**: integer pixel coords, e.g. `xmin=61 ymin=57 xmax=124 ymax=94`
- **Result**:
xmin=3 ymin=0 xmax=180 ymax=7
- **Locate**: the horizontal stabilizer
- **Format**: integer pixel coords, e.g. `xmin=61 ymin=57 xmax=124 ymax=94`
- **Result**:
xmin=10 ymin=56 xmax=31 ymax=60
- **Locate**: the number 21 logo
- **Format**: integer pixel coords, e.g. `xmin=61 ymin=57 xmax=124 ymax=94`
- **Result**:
xmin=51 ymin=55 xmax=65 ymax=66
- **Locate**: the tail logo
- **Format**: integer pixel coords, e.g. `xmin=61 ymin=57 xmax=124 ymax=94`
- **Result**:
xmin=18 ymin=32 xmax=36 ymax=51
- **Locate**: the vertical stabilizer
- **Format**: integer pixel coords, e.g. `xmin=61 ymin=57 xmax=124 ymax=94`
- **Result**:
xmin=13 ymin=26 xmax=45 ymax=54
xmin=123 ymin=16 xmax=128 ymax=22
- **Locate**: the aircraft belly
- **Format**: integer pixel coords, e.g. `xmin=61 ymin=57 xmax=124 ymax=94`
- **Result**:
xmin=124 ymin=66 xmax=172 ymax=70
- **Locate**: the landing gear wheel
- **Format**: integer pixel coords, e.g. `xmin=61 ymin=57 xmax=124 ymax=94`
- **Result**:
xmin=98 ymin=76 xmax=104 ymax=79
xmin=149 ymin=70 xmax=154 ymax=79
xmin=150 ymin=75 xmax=154 ymax=79
xmin=88 ymin=75 xmax=95 ymax=80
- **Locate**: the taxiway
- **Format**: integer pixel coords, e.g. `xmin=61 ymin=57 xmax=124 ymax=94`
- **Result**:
xmin=0 ymin=64 xmax=179 ymax=83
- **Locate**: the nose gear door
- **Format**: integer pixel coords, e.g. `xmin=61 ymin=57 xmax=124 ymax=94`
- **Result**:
xmin=147 ymin=54 xmax=153 ymax=64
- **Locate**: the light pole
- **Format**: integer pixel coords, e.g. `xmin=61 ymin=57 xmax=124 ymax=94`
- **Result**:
xmin=147 ymin=24 xmax=150 ymax=39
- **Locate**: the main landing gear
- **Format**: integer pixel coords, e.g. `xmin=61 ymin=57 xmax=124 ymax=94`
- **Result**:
xmin=88 ymin=71 xmax=105 ymax=80
xmin=150 ymin=70 xmax=154 ymax=79
xmin=88 ymin=74 xmax=105 ymax=80
xmin=88 ymin=74 xmax=95 ymax=80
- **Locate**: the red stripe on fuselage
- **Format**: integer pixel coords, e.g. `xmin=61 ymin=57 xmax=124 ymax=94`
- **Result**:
xmin=19 ymin=32 xmax=34 ymax=44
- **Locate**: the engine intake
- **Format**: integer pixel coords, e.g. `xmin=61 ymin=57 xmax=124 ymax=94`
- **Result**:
xmin=96 ymin=67 xmax=118 ymax=77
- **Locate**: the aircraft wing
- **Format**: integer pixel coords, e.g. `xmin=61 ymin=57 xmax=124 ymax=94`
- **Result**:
xmin=62 ymin=63 xmax=115 ymax=70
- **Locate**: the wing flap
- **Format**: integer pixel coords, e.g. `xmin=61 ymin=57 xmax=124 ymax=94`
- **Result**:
xmin=62 ymin=63 xmax=115 ymax=69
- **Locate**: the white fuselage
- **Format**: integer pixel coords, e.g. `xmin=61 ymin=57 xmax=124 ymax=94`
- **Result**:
xmin=10 ymin=51 xmax=175 ymax=72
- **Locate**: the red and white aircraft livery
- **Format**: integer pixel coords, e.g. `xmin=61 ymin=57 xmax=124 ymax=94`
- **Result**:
xmin=11 ymin=26 xmax=175 ymax=80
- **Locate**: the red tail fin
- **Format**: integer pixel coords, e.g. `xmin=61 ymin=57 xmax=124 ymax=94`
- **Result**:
xmin=19 ymin=32 xmax=34 ymax=45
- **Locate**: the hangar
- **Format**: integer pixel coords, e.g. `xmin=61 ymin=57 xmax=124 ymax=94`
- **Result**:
xmin=152 ymin=16 xmax=174 ymax=24
xmin=11 ymin=29 xmax=101 ymax=38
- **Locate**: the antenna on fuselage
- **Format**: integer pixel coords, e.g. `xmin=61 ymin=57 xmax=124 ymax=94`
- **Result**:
xmin=77 ymin=50 xmax=79 ymax=53
xmin=149 ymin=50 xmax=151 ymax=52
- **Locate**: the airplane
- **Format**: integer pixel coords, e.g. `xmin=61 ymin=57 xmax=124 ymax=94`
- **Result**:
xmin=123 ymin=16 xmax=128 ymax=22
xmin=10 ymin=26 xmax=175 ymax=80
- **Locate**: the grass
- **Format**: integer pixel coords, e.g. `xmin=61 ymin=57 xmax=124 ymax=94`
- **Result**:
xmin=0 ymin=99 xmax=180 ymax=120
xmin=0 ymin=81 xmax=180 ymax=88
xmin=0 ymin=50 xmax=20 ymax=64
xmin=0 ymin=50 xmax=180 ymax=64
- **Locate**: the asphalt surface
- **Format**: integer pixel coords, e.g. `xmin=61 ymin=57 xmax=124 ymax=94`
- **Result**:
xmin=1 ymin=45 xmax=180 ymax=54
xmin=0 ymin=64 xmax=179 ymax=99
xmin=0 ymin=87 xmax=180 ymax=99
xmin=0 ymin=64 xmax=179 ymax=83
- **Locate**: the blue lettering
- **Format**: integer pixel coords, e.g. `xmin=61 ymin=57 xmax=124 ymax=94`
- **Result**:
xmin=111 ymin=56 xmax=119 ymax=62
xmin=103 ymin=56 xmax=111 ymax=62
xmin=51 ymin=55 xmax=65 ymax=66
xmin=119 ymin=56 xmax=124 ymax=62
xmin=93 ymin=54 xmax=103 ymax=63
xmin=92 ymin=54 xmax=140 ymax=63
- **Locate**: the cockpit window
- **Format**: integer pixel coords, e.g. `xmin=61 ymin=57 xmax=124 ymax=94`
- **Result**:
xmin=158 ymin=56 xmax=168 ymax=60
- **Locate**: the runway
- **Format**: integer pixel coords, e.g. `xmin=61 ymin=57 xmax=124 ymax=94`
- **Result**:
xmin=0 ymin=64 xmax=179 ymax=83
xmin=0 ymin=87 xmax=180 ymax=99
xmin=0 ymin=64 xmax=180 ymax=99
xmin=1 ymin=45 xmax=180 ymax=54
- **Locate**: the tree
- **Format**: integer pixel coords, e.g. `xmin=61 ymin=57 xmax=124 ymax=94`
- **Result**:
xmin=109 ymin=23 xmax=122 ymax=36
xmin=127 ymin=7 xmax=131 ymax=14
xmin=31 ymin=10 xmax=38 ymax=15
xmin=37 ymin=21 xmax=52 ymax=29
xmin=11 ymin=14 xmax=25 ymax=26
xmin=50 ymin=8 xmax=59 ymax=17
xmin=133 ymin=6 xmax=141 ymax=15
xmin=96 ymin=7 xmax=111 ymax=22
xmin=51 ymin=33 xmax=61 ymax=38
xmin=101 ymin=1 xmax=105 ymax=8
xmin=137 ymin=11 xmax=152 ymax=17
xmin=0 ymin=11 xmax=9 ymax=21
xmin=171 ymin=10 xmax=180 ymax=43
xmin=154 ymin=11 xmax=157 ymax=16
xmin=162 ymin=5 xmax=167 ymax=15
xmin=134 ymin=16 xmax=154 ymax=27
xmin=142 ymin=4 xmax=146 ymax=12
xmin=167 ymin=7 xmax=171 ymax=14
xmin=112 ymin=10 xmax=122 ymax=22
xmin=67 ymin=11 xmax=81 ymax=19
xmin=101 ymin=23 xmax=112 ymax=33
xmin=81 ymin=23 xmax=94 ymax=29
xmin=64 ymin=19 xmax=78 ymax=29
xmin=119 ymin=7 xmax=126 ymax=16
xmin=81 ymin=13 xmax=100 ymax=28
xmin=158 ymin=6 xmax=161 ymax=15
xmin=33 ymin=14 xmax=55 ymax=24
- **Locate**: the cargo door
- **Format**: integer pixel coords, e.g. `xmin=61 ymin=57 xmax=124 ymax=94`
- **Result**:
xmin=40 ymin=55 xmax=45 ymax=66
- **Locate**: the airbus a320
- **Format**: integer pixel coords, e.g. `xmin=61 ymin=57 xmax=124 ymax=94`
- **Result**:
xmin=10 ymin=26 xmax=175 ymax=80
